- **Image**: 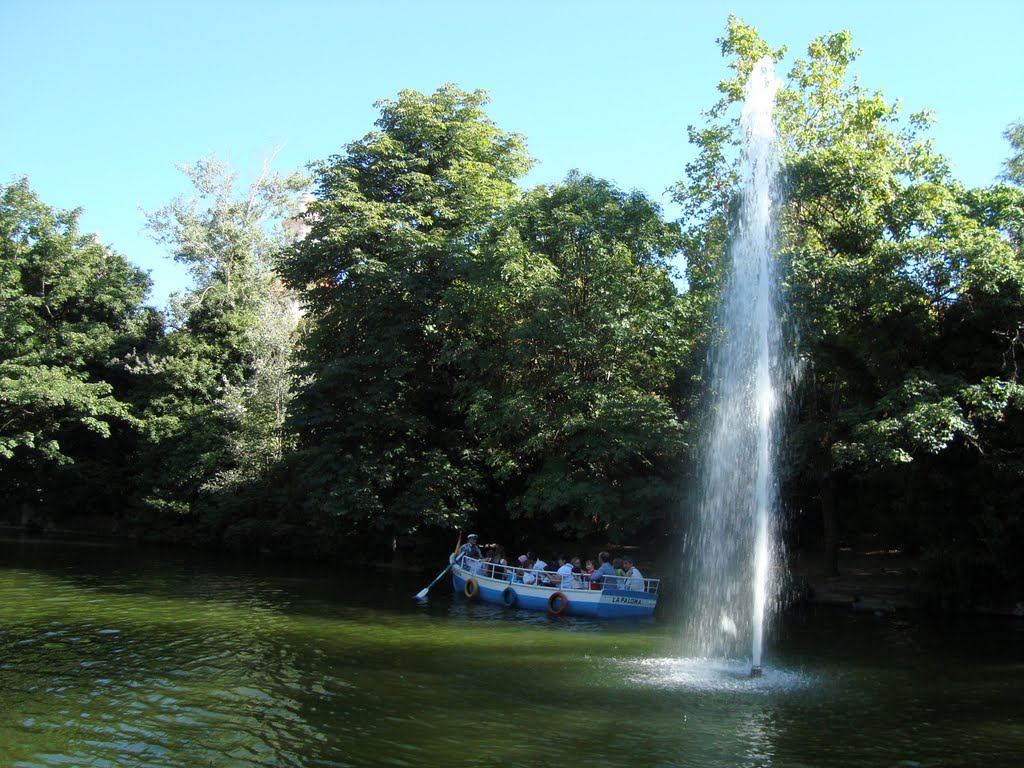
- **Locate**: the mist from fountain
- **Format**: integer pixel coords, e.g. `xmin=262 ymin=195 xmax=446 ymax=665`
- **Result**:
xmin=683 ymin=55 xmax=787 ymax=675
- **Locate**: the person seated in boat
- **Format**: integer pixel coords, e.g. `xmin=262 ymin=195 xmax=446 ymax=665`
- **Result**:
xmin=622 ymin=555 xmax=645 ymax=591
xmin=482 ymin=548 xmax=495 ymax=576
xmin=612 ymin=557 xmax=625 ymax=580
xmin=553 ymin=553 xmax=576 ymax=590
xmin=533 ymin=552 xmax=552 ymax=585
xmin=570 ymin=556 xmax=585 ymax=588
xmin=521 ymin=555 xmax=537 ymax=584
xmin=587 ymin=551 xmax=618 ymax=589
xmin=455 ymin=534 xmax=483 ymax=568
xmin=522 ymin=552 xmax=551 ymax=586
xmin=511 ymin=554 xmax=529 ymax=582
xmin=584 ymin=559 xmax=600 ymax=590
xmin=487 ymin=545 xmax=508 ymax=579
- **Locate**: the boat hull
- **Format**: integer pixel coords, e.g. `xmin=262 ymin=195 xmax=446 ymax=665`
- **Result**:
xmin=451 ymin=562 xmax=657 ymax=618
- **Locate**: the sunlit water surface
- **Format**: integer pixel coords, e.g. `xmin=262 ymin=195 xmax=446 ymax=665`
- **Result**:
xmin=1 ymin=537 xmax=1021 ymax=767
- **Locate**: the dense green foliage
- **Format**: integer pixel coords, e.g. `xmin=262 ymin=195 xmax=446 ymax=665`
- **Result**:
xmin=460 ymin=172 xmax=691 ymax=538
xmin=277 ymin=86 xmax=534 ymax=547
xmin=127 ymin=156 xmax=307 ymax=542
xmin=1003 ymin=121 xmax=1024 ymax=186
xmin=677 ymin=17 xmax=1024 ymax=606
xmin=0 ymin=178 xmax=156 ymax=523
xmin=2 ymin=26 xmax=1022 ymax=609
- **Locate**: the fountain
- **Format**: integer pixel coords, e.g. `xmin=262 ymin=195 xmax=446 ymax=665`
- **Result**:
xmin=683 ymin=55 xmax=788 ymax=677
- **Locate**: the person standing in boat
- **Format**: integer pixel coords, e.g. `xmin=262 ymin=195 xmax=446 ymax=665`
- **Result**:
xmin=455 ymin=534 xmax=483 ymax=567
xmin=622 ymin=555 xmax=645 ymax=591
xmin=587 ymin=551 xmax=618 ymax=589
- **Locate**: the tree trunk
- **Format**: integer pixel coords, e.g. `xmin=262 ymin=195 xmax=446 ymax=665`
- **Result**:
xmin=820 ymin=469 xmax=839 ymax=576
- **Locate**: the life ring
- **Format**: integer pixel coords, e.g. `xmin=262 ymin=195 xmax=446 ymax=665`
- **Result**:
xmin=502 ymin=586 xmax=517 ymax=607
xmin=464 ymin=578 xmax=479 ymax=599
xmin=547 ymin=591 xmax=569 ymax=616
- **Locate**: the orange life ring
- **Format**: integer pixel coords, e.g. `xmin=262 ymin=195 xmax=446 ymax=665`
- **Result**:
xmin=547 ymin=591 xmax=569 ymax=616
xmin=464 ymin=577 xmax=479 ymax=599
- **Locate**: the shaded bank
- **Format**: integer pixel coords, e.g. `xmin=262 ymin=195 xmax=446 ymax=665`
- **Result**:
xmin=793 ymin=536 xmax=1024 ymax=618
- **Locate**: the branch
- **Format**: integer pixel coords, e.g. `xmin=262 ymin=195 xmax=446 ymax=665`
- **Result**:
xmin=246 ymin=141 xmax=288 ymax=220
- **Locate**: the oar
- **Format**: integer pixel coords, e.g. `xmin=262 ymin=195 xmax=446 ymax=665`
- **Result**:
xmin=414 ymin=562 xmax=453 ymax=600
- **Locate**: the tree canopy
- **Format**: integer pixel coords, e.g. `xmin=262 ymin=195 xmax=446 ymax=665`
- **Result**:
xmin=278 ymin=85 xmax=534 ymax=542
xmin=2 ymin=25 xmax=1023 ymax=608
xmin=0 ymin=178 xmax=154 ymax=520
xmin=676 ymin=17 xmax=1024 ymax=604
xmin=128 ymin=156 xmax=307 ymax=541
xmin=460 ymin=172 xmax=690 ymax=537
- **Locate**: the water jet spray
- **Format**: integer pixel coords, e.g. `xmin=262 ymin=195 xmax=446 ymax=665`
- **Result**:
xmin=684 ymin=55 xmax=788 ymax=674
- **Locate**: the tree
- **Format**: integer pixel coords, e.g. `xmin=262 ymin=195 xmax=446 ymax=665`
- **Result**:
xmin=459 ymin=172 xmax=691 ymax=538
xmin=0 ymin=178 xmax=154 ymax=522
xmin=677 ymin=18 xmax=1024 ymax=604
xmin=278 ymin=85 xmax=533 ymax=546
xmin=131 ymin=156 xmax=307 ymax=540
xmin=1002 ymin=120 xmax=1024 ymax=186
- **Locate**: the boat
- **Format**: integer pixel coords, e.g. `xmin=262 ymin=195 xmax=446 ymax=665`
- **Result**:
xmin=450 ymin=554 xmax=659 ymax=618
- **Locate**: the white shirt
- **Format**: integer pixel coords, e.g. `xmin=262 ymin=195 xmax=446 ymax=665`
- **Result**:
xmin=623 ymin=566 xmax=645 ymax=591
xmin=555 ymin=563 xmax=574 ymax=589
xmin=524 ymin=559 xmax=549 ymax=585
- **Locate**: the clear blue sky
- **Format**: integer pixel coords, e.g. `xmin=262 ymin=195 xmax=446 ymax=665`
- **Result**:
xmin=3 ymin=0 xmax=1021 ymax=307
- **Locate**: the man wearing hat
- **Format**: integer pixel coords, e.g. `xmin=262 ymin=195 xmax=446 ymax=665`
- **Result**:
xmin=456 ymin=533 xmax=483 ymax=566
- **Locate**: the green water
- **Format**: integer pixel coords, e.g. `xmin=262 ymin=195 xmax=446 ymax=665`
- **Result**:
xmin=1 ymin=537 xmax=1021 ymax=768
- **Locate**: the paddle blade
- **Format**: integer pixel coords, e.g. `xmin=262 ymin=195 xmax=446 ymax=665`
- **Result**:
xmin=414 ymin=562 xmax=452 ymax=600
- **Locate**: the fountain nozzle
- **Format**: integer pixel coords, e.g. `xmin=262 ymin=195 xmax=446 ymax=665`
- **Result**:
xmin=750 ymin=665 xmax=763 ymax=678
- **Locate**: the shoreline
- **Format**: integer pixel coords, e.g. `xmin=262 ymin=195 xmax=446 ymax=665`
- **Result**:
xmin=796 ymin=544 xmax=1024 ymax=618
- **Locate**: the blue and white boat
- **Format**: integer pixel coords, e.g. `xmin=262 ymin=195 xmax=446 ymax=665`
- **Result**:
xmin=450 ymin=555 xmax=659 ymax=618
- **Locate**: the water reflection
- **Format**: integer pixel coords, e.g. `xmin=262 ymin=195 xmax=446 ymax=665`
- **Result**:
xmin=1 ymin=571 xmax=326 ymax=766
xmin=738 ymin=709 xmax=777 ymax=768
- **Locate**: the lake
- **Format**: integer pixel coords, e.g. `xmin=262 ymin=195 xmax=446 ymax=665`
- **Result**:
xmin=1 ymin=535 xmax=1021 ymax=767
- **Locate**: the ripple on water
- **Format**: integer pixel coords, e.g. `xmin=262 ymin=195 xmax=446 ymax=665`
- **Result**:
xmin=619 ymin=656 xmax=820 ymax=694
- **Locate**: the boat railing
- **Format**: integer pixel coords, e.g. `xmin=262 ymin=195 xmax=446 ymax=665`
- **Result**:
xmin=458 ymin=555 xmax=659 ymax=595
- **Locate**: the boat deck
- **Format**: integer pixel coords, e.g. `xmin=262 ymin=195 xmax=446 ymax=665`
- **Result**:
xmin=451 ymin=555 xmax=659 ymax=618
